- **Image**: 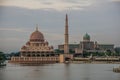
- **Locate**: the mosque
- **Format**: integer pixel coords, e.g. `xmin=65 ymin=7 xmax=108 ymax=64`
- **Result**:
xmin=9 ymin=26 xmax=62 ymax=64
xmin=9 ymin=14 xmax=72 ymax=64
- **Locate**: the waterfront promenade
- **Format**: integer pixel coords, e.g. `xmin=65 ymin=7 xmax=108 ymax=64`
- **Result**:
xmin=9 ymin=56 xmax=120 ymax=64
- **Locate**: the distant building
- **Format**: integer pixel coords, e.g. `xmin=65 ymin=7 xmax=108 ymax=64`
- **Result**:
xmin=75 ymin=33 xmax=114 ymax=53
xmin=58 ymin=33 xmax=114 ymax=54
xmin=97 ymin=44 xmax=114 ymax=51
xmin=58 ymin=44 xmax=79 ymax=53
xmin=80 ymin=33 xmax=95 ymax=50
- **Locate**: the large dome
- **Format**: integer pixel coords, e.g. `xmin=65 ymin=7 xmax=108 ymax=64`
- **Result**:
xmin=83 ymin=33 xmax=90 ymax=41
xmin=30 ymin=27 xmax=44 ymax=42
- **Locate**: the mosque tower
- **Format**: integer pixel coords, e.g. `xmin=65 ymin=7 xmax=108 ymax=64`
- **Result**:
xmin=64 ymin=14 xmax=69 ymax=54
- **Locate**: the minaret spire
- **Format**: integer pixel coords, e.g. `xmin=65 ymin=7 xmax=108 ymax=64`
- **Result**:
xmin=36 ymin=24 xmax=38 ymax=31
xmin=64 ymin=14 xmax=69 ymax=54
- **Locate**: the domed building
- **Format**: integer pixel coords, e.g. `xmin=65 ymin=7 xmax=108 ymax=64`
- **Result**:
xmin=20 ymin=27 xmax=54 ymax=57
xmin=75 ymin=33 xmax=115 ymax=54
xmin=30 ymin=27 xmax=44 ymax=42
xmin=81 ymin=33 xmax=94 ymax=50
xmin=75 ymin=33 xmax=95 ymax=53
xmin=10 ymin=26 xmax=60 ymax=64
xmin=83 ymin=33 xmax=90 ymax=42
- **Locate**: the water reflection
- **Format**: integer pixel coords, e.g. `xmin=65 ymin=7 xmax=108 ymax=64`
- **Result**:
xmin=63 ymin=64 xmax=71 ymax=80
xmin=0 ymin=63 xmax=120 ymax=80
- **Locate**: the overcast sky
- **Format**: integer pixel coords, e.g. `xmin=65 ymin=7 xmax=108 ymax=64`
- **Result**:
xmin=0 ymin=0 xmax=120 ymax=53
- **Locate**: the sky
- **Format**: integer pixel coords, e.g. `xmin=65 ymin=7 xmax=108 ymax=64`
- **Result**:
xmin=0 ymin=0 xmax=120 ymax=53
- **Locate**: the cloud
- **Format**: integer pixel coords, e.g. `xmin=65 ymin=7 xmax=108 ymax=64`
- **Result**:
xmin=0 ymin=27 xmax=28 ymax=32
xmin=0 ymin=37 xmax=21 ymax=42
xmin=45 ymin=33 xmax=63 ymax=41
xmin=0 ymin=0 xmax=95 ymax=11
xmin=110 ymin=0 xmax=120 ymax=2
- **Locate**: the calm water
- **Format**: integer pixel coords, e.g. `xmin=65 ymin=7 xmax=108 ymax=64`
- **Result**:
xmin=0 ymin=63 xmax=120 ymax=80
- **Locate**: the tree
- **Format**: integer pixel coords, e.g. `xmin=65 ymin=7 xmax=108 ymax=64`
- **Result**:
xmin=0 ymin=51 xmax=6 ymax=64
xmin=106 ymin=50 xmax=112 ymax=56
xmin=115 ymin=47 xmax=120 ymax=56
xmin=10 ymin=52 xmax=20 ymax=57
xmin=69 ymin=49 xmax=75 ymax=54
xmin=54 ymin=49 xmax=64 ymax=54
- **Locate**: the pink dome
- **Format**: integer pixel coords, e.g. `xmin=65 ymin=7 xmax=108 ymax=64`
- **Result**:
xmin=30 ymin=27 xmax=44 ymax=42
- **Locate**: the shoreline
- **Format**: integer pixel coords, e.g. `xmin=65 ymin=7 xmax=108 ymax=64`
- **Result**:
xmin=68 ymin=61 xmax=120 ymax=64
xmin=8 ymin=61 xmax=120 ymax=65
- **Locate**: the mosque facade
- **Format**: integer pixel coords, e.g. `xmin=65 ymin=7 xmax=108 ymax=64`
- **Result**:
xmin=20 ymin=27 xmax=54 ymax=57
xmin=9 ymin=27 xmax=60 ymax=64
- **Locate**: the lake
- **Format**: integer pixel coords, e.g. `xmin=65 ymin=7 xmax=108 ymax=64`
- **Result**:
xmin=0 ymin=63 xmax=120 ymax=80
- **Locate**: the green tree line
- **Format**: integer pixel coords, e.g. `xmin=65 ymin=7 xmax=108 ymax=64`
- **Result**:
xmin=0 ymin=51 xmax=6 ymax=65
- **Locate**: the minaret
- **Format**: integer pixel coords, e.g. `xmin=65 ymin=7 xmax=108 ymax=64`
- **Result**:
xmin=64 ymin=14 xmax=69 ymax=54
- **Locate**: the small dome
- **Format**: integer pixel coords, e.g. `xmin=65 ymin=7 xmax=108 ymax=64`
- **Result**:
xmin=26 ymin=41 xmax=30 ymax=45
xmin=21 ymin=46 xmax=27 ymax=49
xmin=83 ymin=33 xmax=90 ymax=41
xmin=30 ymin=27 xmax=44 ymax=42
